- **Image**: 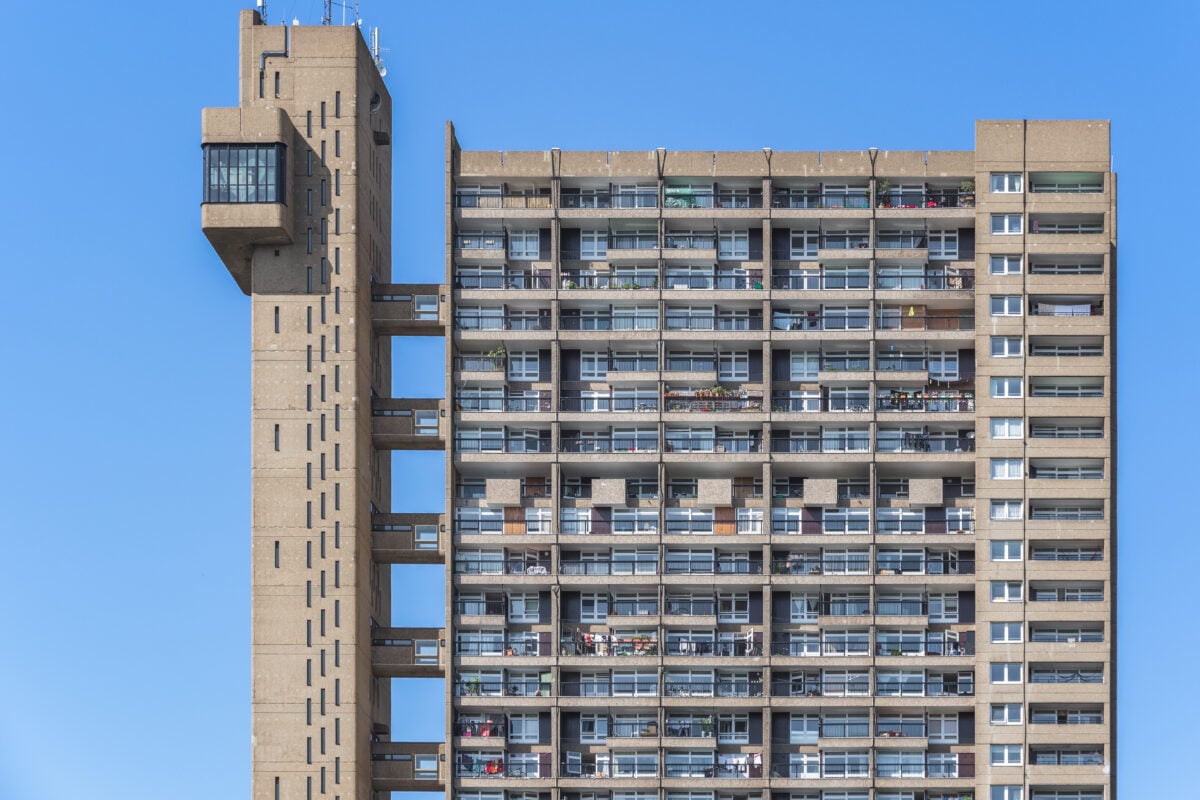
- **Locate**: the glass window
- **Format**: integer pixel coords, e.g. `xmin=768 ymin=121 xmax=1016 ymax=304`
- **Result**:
xmin=508 ymin=230 xmax=540 ymax=259
xmin=991 ymin=789 xmax=1022 ymax=800
xmin=991 ymin=378 xmax=1023 ymax=398
xmin=990 ymin=418 xmax=1024 ymax=439
xmin=990 ymin=295 xmax=1022 ymax=316
xmin=202 ymin=143 xmax=286 ymax=203
xmin=990 ymin=662 xmax=1022 ymax=684
xmin=991 ymin=336 xmax=1023 ymax=357
xmin=991 ymin=540 xmax=1022 ymax=561
xmin=991 ymin=745 xmax=1023 ymax=765
xmin=991 ymin=581 xmax=1024 ymax=602
xmin=991 ymin=458 xmax=1023 ymax=480
xmin=990 ymin=254 xmax=1023 ymax=274
xmin=990 ymin=703 xmax=1023 ymax=725
xmin=990 ymin=173 xmax=1023 ymax=193
xmin=991 ymin=500 xmax=1023 ymax=521
xmin=991 ymin=622 xmax=1023 ymax=643
xmin=991 ymin=214 xmax=1023 ymax=234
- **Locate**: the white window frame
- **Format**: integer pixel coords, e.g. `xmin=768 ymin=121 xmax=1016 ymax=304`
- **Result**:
xmin=991 ymin=540 xmax=1023 ymax=561
xmin=990 ymin=662 xmax=1023 ymax=684
xmin=718 ymin=351 xmax=750 ymax=380
xmin=990 ymin=377 xmax=1023 ymax=398
xmin=990 ymin=703 xmax=1023 ymax=725
xmin=790 ymin=229 xmax=819 ymax=260
xmin=580 ymin=230 xmax=608 ymax=260
xmin=991 ymin=581 xmax=1024 ymax=602
xmin=928 ymin=229 xmax=958 ymax=259
xmin=580 ymin=351 xmax=608 ymax=380
xmin=508 ymin=713 xmax=540 ymax=744
xmin=508 ymin=229 xmax=540 ymax=259
xmin=990 ymin=295 xmax=1023 ymax=316
xmin=990 ymin=418 xmax=1024 ymax=439
xmin=508 ymin=351 xmax=540 ymax=380
xmin=990 ymin=254 xmax=1022 ymax=275
xmin=580 ymin=592 xmax=608 ymax=623
xmin=991 ymin=622 xmax=1023 ymax=643
xmin=789 ymin=350 xmax=819 ymax=380
xmin=990 ymin=173 xmax=1024 ymax=193
xmin=991 ymin=500 xmax=1024 ymax=520
xmin=990 ymin=744 xmax=1023 ymax=766
xmin=718 ymin=229 xmax=750 ymax=259
xmin=991 ymin=214 xmax=1023 ymax=235
xmin=991 ymin=336 xmax=1023 ymax=358
xmin=991 ymin=458 xmax=1024 ymax=480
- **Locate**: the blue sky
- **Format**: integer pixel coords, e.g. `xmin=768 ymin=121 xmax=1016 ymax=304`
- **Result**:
xmin=0 ymin=0 xmax=1194 ymax=797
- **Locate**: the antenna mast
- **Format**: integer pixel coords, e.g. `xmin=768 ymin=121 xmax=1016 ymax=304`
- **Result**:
xmin=257 ymin=0 xmax=267 ymax=23
xmin=322 ymin=0 xmax=332 ymax=25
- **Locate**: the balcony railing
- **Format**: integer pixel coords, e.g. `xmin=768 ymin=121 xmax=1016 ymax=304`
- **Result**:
xmin=663 ymin=234 xmax=716 ymax=249
xmin=665 ymin=437 xmax=764 ymax=453
xmin=456 ymin=395 xmax=551 ymax=413
xmin=663 ymin=273 xmax=765 ymax=290
xmin=664 ymin=599 xmax=717 ymax=615
xmin=455 ymin=679 xmax=548 ymax=697
xmin=559 ymin=271 xmax=659 ymax=290
xmin=876 ymin=559 xmax=975 ymax=575
xmin=819 ymin=233 xmax=871 ymax=248
xmin=663 ymin=559 xmax=763 ymax=575
xmin=455 ymin=271 xmax=552 ymax=290
xmin=877 ymin=190 xmax=971 ymax=208
xmin=663 ymin=640 xmax=761 ymax=657
xmin=876 ymin=639 xmax=973 ymax=656
xmin=771 ymin=271 xmax=870 ymax=290
xmin=665 ymin=314 xmax=765 ymax=331
xmin=875 ymin=679 xmax=975 ymax=697
xmin=770 ymin=436 xmax=871 ymax=454
xmin=663 ymin=762 xmax=763 ymax=779
xmin=454 ymin=557 xmax=552 ymax=575
xmin=770 ymin=557 xmax=871 ymax=575
xmin=876 ymin=392 xmax=975 ymax=413
xmin=876 ymin=271 xmax=975 ymax=290
xmin=454 ymin=720 xmax=508 ymax=737
xmin=455 ymin=192 xmax=551 ymax=209
xmin=876 ymin=313 xmax=975 ymax=331
xmin=454 ymin=355 xmax=505 ymax=372
xmin=608 ymin=234 xmax=660 ymax=250
xmin=664 ymin=356 xmax=716 ymax=371
xmin=560 ymin=437 xmax=658 ymax=453
xmin=559 ymin=397 xmax=660 ymax=413
xmin=663 ymin=395 xmax=764 ymax=413
xmin=454 ymin=599 xmax=506 ymax=615
xmin=558 ymin=637 xmax=659 ymax=657
xmin=454 ymin=314 xmax=551 ymax=331
xmin=560 ymin=559 xmax=658 ymax=576
xmin=666 ymin=680 xmax=764 ymax=697
xmin=560 ymin=680 xmax=659 ymax=697
xmin=455 ymin=233 xmax=506 ymax=250
xmin=456 ymin=761 xmax=546 ymax=779
xmin=876 ymin=232 xmax=929 ymax=249
xmin=772 ymin=312 xmax=870 ymax=331
xmin=875 ymin=757 xmax=965 ymax=779
xmin=456 ymin=638 xmax=547 ymax=657
xmin=558 ymin=316 xmax=658 ymax=331
xmin=454 ymin=437 xmax=553 ymax=453
xmin=560 ymin=191 xmax=659 ymax=209
xmin=876 ymin=434 xmax=976 ymax=453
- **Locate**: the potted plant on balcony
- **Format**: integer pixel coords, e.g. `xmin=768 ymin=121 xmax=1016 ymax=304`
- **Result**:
xmin=958 ymin=179 xmax=975 ymax=207
xmin=876 ymin=179 xmax=892 ymax=208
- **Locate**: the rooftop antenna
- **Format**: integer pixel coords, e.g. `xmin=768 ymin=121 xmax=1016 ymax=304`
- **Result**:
xmin=256 ymin=0 xmax=267 ymax=23
xmin=322 ymin=0 xmax=332 ymax=25
xmin=371 ymin=26 xmax=387 ymax=77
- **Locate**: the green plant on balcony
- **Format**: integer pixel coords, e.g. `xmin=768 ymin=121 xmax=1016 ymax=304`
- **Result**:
xmin=958 ymin=179 xmax=975 ymax=207
xmin=876 ymin=179 xmax=892 ymax=208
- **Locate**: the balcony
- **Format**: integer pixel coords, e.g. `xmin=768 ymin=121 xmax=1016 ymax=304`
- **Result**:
xmin=560 ymin=558 xmax=658 ymax=577
xmin=454 ymin=556 xmax=552 ymax=576
xmin=876 ymin=190 xmax=973 ymax=209
xmin=456 ymin=636 xmax=552 ymax=658
xmin=453 ymin=354 xmax=506 ymax=375
xmin=371 ymin=742 xmax=445 ymax=792
xmin=665 ymin=436 xmax=764 ymax=454
xmin=559 ymin=315 xmax=658 ymax=332
xmin=664 ymin=272 xmax=765 ymax=290
xmin=875 ymin=754 xmax=971 ymax=779
xmin=876 ymin=270 xmax=975 ymax=291
xmin=876 ymin=390 xmax=975 ymax=413
xmin=560 ymin=436 xmax=658 ymax=454
xmin=770 ymin=269 xmax=870 ymax=290
xmin=875 ymin=639 xmax=974 ymax=657
xmin=876 ymin=433 xmax=975 ymax=454
xmin=456 ymin=757 xmax=550 ymax=779
xmin=559 ymin=270 xmax=659 ymax=290
xmin=454 ymin=270 xmax=552 ymax=290
xmin=876 ymin=312 xmax=975 ymax=332
xmin=455 ymin=192 xmax=551 ymax=209
xmin=663 ymin=761 xmax=764 ymax=779
xmin=453 ymin=313 xmax=552 ymax=332
xmin=876 ymin=557 xmax=975 ymax=576
xmin=454 ymin=436 xmax=553 ymax=454
xmin=372 ymin=627 xmax=444 ymax=678
xmin=559 ymin=635 xmax=659 ymax=657
xmin=457 ymin=393 xmax=552 ymax=413
xmin=561 ymin=190 xmax=659 ymax=209
xmin=663 ymin=558 xmax=763 ymax=576
xmin=560 ymin=396 xmax=660 ymax=413
xmin=771 ymin=311 xmax=870 ymax=331
xmin=770 ymin=435 xmax=870 ymax=454
xmin=770 ymin=555 xmax=870 ymax=575
xmin=664 ymin=390 xmax=764 ymax=413
xmin=663 ymin=233 xmax=717 ymax=250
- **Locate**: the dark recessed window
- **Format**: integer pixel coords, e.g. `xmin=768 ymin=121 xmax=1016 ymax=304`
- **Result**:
xmin=202 ymin=143 xmax=286 ymax=204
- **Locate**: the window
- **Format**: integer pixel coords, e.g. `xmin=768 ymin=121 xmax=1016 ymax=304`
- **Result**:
xmin=991 ymin=745 xmax=1023 ymax=766
xmin=991 ymin=500 xmax=1023 ymax=521
xmin=990 ymin=662 xmax=1022 ymax=684
xmin=580 ymin=230 xmax=607 ymax=259
xmin=718 ymin=351 xmax=749 ymax=380
xmin=991 ymin=540 xmax=1022 ymax=561
xmin=415 ymin=295 xmax=438 ymax=320
xmin=991 ymin=622 xmax=1023 ymax=643
xmin=414 ymin=411 xmax=438 ymax=436
xmin=508 ymin=713 xmax=540 ymax=744
xmin=991 ymin=336 xmax=1023 ymax=357
xmin=509 ymin=593 xmax=540 ymax=622
xmin=789 ymin=351 xmax=819 ymax=380
xmin=580 ymin=351 xmax=607 ymax=380
xmin=990 ymin=295 xmax=1022 ymax=316
xmin=718 ymin=230 xmax=750 ymax=259
xmin=991 ymin=789 xmax=1022 ymax=800
xmin=991 ymin=214 xmax=1023 ymax=234
xmin=990 ymin=418 xmax=1024 ymax=439
xmin=990 ymin=254 xmax=1022 ymax=275
xmin=508 ymin=230 xmax=540 ymax=259
xmin=991 ymin=581 xmax=1024 ymax=602
xmin=990 ymin=703 xmax=1023 ymax=725
xmin=928 ymin=229 xmax=958 ymax=259
xmin=991 ymin=378 xmax=1023 ymax=398
xmin=990 ymin=173 xmax=1023 ymax=193
xmin=202 ymin=143 xmax=286 ymax=203
xmin=991 ymin=458 xmax=1023 ymax=480
xmin=508 ymin=351 xmax=540 ymax=380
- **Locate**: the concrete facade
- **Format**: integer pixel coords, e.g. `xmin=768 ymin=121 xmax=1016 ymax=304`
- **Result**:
xmin=202 ymin=14 xmax=1115 ymax=800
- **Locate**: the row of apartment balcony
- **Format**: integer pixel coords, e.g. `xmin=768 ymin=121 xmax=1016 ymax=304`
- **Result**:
xmin=454 ymin=309 xmax=980 ymax=333
xmin=456 ymin=390 xmax=976 ymax=415
xmin=454 ymin=431 xmax=977 ymax=456
xmin=459 ymin=475 xmax=974 ymax=504
xmin=457 ymin=178 xmax=1105 ymax=213
xmin=456 ymin=186 xmax=981 ymax=211
xmin=458 ymin=267 xmax=976 ymax=292
xmin=452 ymin=665 xmax=1103 ymax=700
